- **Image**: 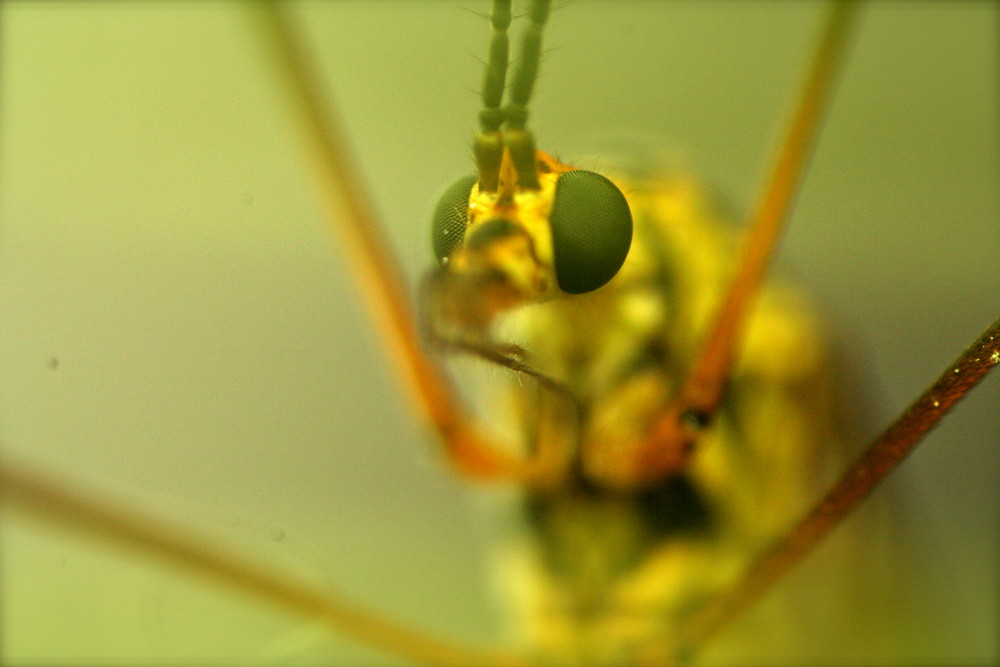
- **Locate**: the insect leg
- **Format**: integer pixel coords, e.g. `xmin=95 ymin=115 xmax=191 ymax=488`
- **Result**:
xmin=665 ymin=314 xmax=1000 ymax=659
xmin=253 ymin=4 xmax=555 ymax=484
xmin=636 ymin=0 xmax=860 ymax=484
xmin=0 ymin=455 xmax=528 ymax=667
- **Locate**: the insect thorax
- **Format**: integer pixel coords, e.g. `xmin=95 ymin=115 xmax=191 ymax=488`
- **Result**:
xmin=497 ymin=168 xmax=842 ymax=664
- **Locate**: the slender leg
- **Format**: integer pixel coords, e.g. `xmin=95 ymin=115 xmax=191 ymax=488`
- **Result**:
xmin=0 ymin=456 xmax=528 ymax=667
xmin=636 ymin=1 xmax=860 ymax=483
xmin=663 ymin=315 xmax=1000 ymax=660
xmin=253 ymin=4 xmax=555 ymax=483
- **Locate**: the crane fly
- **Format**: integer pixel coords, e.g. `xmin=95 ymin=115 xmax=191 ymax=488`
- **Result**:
xmin=1 ymin=1 xmax=997 ymax=665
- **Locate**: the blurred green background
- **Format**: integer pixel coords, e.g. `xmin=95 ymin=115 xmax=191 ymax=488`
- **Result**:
xmin=1 ymin=1 xmax=997 ymax=664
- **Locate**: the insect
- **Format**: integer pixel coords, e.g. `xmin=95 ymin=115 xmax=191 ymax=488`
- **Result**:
xmin=1 ymin=1 xmax=997 ymax=665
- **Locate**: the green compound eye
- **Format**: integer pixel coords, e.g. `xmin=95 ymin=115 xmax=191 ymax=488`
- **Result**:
xmin=550 ymin=170 xmax=633 ymax=294
xmin=431 ymin=174 xmax=478 ymax=264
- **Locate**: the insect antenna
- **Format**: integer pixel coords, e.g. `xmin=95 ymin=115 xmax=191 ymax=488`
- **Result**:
xmin=474 ymin=0 xmax=511 ymax=192
xmin=474 ymin=0 xmax=552 ymax=193
xmin=503 ymin=0 xmax=550 ymax=190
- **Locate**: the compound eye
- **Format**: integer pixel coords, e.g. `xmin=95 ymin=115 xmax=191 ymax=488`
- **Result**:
xmin=431 ymin=174 xmax=478 ymax=264
xmin=549 ymin=170 xmax=633 ymax=294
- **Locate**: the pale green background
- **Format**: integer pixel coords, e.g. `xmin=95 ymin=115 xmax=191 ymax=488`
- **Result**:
xmin=1 ymin=1 xmax=997 ymax=664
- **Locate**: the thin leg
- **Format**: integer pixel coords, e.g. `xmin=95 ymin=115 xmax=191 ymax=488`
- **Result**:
xmin=253 ymin=4 xmax=554 ymax=483
xmin=0 ymin=456 xmax=527 ymax=667
xmin=636 ymin=0 xmax=861 ymax=483
xmin=663 ymin=315 xmax=1000 ymax=660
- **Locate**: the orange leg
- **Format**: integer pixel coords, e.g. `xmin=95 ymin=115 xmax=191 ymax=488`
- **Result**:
xmin=255 ymin=5 xmax=556 ymax=484
xmin=636 ymin=1 xmax=859 ymax=483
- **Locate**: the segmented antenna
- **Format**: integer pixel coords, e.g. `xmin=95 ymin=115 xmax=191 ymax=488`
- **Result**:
xmin=474 ymin=0 xmax=552 ymax=192
xmin=504 ymin=0 xmax=550 ymax=189
xmin=474 ymin=0 xmax=511 ymax=192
